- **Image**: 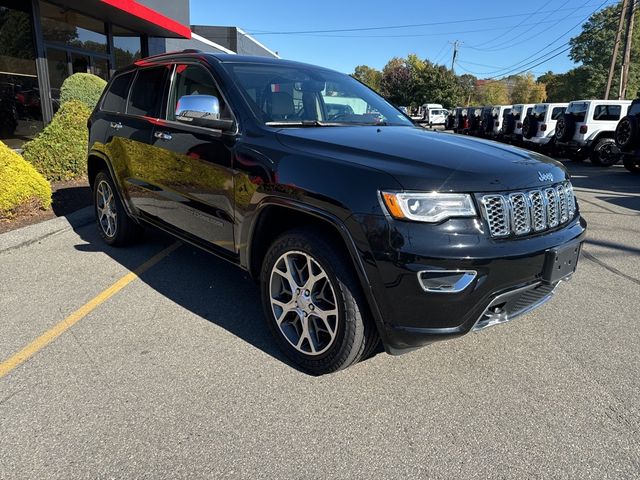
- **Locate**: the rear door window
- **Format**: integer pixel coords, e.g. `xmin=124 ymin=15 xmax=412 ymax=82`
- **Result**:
xmin=532 ymin=105 xmax=547 ymax=120
xmin=127 ymin=66 xmax=168 ymax=117
xmin=593 ymin=105 xmax=622 ymax=121
xmin=102 ymin=72 xmax=133 ymax=113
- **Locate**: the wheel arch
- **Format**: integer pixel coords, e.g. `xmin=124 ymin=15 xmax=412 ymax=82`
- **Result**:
xmin=244 ymin=200 xmax=390 ymax=344
xmin=87 ymin=150 xmax=136 ymax=218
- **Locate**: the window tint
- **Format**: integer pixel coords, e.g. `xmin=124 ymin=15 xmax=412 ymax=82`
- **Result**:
xmin=551 ymin=107 xmax=566 ymax=120
xmin=102 ymin=72 xmax=133 ymax=113
xmin=593 ymin=104 xmax=622 ymax=121
xmin=127 ymin=66 xmax=167 ymax=117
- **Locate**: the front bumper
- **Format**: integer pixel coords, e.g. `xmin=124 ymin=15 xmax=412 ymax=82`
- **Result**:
xmin=352 ymin=213 xmax=587 ymax=353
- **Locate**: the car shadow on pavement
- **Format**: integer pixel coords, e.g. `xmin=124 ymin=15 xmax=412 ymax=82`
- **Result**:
xmin=72 ymin=221 xmax=323 ymax=374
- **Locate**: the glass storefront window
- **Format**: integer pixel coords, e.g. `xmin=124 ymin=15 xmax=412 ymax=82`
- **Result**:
xmin=113 ymin=25 xmax=142 ymax=69
xmin=0 ymin=0 xmax=43 ymax=147
xmin=40 ymin=1 xmax=107 ymax=54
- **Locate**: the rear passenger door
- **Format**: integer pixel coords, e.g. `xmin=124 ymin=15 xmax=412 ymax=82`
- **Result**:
xmin=149 ymin=62 xmax=236 ymax=252
xmin=102 ymin=65 xmax=170 ymax=219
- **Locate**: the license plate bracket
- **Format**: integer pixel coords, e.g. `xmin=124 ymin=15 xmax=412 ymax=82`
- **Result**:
xmin=542 ymin=242 xmax=582 ymax=284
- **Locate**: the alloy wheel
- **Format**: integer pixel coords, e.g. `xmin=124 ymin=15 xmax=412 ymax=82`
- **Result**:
xmin=269 ymin=251 xmax=339 ymax=356
xmin=96 ymin=180 xmax=117 ymax=238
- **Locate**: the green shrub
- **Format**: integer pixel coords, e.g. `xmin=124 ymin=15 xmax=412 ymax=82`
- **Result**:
xmin=59 ymin=73 xmax=107 ymax=109
xmin=0 ymin=141 xmax=52 ymax=218
xmin=22 ymin=100 xmax=91 ymax=181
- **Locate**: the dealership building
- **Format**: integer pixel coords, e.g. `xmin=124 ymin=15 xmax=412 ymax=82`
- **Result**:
xmin=0 ymin=0 xmax=277 ymax=147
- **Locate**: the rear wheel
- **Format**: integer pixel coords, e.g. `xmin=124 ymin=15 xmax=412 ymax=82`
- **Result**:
xmin=93 ymin=170 xmax=142 ymax=246
xmin=260 ymin=228 xmax=379 ymax=375
xmin=590 ymin=138 xmax=621 ymax=167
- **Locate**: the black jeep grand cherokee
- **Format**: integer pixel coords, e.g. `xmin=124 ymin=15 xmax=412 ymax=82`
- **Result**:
xmin=88 ymin=52 xmax=586 ymax=374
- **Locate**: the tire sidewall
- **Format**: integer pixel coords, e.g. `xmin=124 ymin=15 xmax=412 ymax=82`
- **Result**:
xmin=93 ymin=171 xmax=128 ymax=246
xmin=591 ymin=138 xmax=620 ymax=166
xmin=260 ymin=232 xmax=364 ymax=373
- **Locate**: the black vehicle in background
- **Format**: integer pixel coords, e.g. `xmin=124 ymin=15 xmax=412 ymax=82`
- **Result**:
xmin=467 ymin=107 xmax=483 ymax=136
xmin=87 ymin=51 xmax=586 ymax=374
xmin=615 ymin=99 xmax=640 ymax=174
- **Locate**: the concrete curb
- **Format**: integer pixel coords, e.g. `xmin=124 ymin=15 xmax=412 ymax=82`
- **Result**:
xmin=0 ymin=206 xmax=94 ymax=254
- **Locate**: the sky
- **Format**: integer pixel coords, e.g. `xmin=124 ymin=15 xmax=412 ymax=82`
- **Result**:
xmin=189 ymin=0 xmax=619 ymax=78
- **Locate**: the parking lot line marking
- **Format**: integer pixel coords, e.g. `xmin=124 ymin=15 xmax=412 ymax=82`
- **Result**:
xmin=0 ymin=241 xmax=182 ymax=379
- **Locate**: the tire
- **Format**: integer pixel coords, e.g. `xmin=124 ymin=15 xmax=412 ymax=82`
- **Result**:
xmin=504 ymin=115 xmax=516 ymax=135
xmin=555 ymin=114 xmax=576 ymax=142
xmin=623 ymin=155 xmax=640 ymax=174
xmin=522 ymin=116 xmax=537 ymax=140
xmin=590 ymin=138 xmax=621 ymax=167
xmin=93 ymin=170 xmax=142 ymax=246
xmin=260 ymin=228 xmax=379 ymax=375
xmin=615 ymin=115 xmax=639 ymax=151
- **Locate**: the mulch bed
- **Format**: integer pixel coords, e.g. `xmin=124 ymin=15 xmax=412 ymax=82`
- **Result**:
xmin=0 ymin=178 xmax=93 ymax=234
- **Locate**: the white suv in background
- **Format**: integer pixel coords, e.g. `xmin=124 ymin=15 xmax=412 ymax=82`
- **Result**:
xmin=504 ymin=103 xmax=534 ymax=143
xmin=522 ymin=103 xmax=568 ymax=152
xmin=425 ymin=107 xmax=448 ymax=126
xmin=490 ymin=105 xmax=511 ymax=138
xmin=555 ymin=100 xmax=632 ymax=166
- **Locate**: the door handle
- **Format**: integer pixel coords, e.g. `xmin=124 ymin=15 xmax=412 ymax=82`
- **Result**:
xmin=154 ymin=131 xmax=172 ymax=141
xmin=110 ymin=121 xmax=123 ymax=130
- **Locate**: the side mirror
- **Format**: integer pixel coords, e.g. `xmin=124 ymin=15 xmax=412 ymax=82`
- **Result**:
xmin=175 ymin=94 xmax=234 ymax=131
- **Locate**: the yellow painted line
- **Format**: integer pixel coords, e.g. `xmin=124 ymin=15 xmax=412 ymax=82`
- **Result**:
xmin=0 ymin=241 xmax=182 ymax=379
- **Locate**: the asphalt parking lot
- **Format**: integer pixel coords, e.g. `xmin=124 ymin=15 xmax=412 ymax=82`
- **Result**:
xmin=1 ymin=160 xmax=639 ymax=479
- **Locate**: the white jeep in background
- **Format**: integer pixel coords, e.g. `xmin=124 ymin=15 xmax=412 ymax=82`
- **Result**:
xmin=555 ymin=99 xmax=632 ymax=166
xmin=489 ymin=104 xmax=512 ymax=138
xmin=503 ymin=103 xmax=535 ymax=143
xmin=522 ymin=102 xmax=568 ymax=152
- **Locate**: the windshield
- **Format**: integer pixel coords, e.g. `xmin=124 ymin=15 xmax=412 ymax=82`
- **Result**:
xmin=222 ymin=62 xmax=414 ymax=127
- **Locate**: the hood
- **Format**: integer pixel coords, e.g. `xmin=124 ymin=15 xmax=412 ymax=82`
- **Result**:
xmin=276 ymin=126 xmax=567 ymax=192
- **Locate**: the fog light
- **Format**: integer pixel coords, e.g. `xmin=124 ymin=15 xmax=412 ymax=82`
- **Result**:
xmin=417 ymin=270 xmax=477 ymax=293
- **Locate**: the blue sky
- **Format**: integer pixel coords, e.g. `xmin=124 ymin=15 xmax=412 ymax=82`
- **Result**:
xmin=189 ymin=0 xmax=618 ymax=77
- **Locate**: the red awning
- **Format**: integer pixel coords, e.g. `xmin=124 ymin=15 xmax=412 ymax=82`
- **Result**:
xmin=49 ymin=0 xmax=191 ymax=39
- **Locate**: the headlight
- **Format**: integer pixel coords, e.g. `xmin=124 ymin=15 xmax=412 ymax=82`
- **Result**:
xmin=381 ymin=192 xmax=477 ymax=223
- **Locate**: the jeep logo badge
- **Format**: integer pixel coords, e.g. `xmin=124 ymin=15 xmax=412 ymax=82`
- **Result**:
xmin=538 ymin=171 xmax=554 ymax=182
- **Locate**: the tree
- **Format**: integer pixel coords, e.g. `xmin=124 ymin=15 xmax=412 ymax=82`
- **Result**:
xmin=476 ymin=80 xmax=509 ymax=105
xmin=380 ymin=57 xmax=415 ymax=107
xmin=569 ymin=2 xmax=640 ymax=99
xmin=352 ymin=65 xmax=382 ymax=92
xmin=510 ymin=73 xmax=546 ymax=103
xmin=457 ymin=74 xmax=477 ymax=104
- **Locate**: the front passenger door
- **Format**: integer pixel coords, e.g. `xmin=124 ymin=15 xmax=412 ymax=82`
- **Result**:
xmin=150 ymin=63 xmax=236 ymax=252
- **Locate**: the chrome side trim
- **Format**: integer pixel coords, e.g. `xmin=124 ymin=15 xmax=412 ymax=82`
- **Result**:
xmin=417 ymin=270 xmax=477 ymax=293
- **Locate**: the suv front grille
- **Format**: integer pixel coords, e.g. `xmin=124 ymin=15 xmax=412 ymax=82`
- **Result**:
xmin=480 ymin=182 xmax=576 ymax=238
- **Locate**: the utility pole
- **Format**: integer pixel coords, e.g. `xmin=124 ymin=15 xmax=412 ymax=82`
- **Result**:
xmin=450 ymin=40 xmax=461 ymax=73
xmin=605 ymin=0 xmax=628 ymax=99
xmin=620 ymin=0 xmax=636 ymax=99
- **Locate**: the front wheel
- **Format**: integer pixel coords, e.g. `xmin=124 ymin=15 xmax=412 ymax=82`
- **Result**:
xmin=590 ymin=138 xmax=621 ymax=167
xmin=260 ymin=229 xmax=379 ymax=375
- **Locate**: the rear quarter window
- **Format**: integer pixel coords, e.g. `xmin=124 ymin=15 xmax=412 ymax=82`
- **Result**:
xmin=101 ymin=72 xmax=134 ymax=113
xmin=551 ymin=107 xmax=566 ymax=120
xmin=593 ymin=105 xmax=622 ymax=121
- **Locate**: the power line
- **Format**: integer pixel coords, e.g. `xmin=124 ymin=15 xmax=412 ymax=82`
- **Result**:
xmin=469 ymin=0 xmax=574 ymax=52
xmin=246 ymin=3 xmax=611 ymax=35
xmin=462 ymin=0 xmax=612 ymax=77
xmin=471 ymin=0 xmax=554 ymax=49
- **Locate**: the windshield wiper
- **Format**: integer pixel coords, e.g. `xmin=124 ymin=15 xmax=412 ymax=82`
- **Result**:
xmin=265 ymin=120 xmax=344 ymax=127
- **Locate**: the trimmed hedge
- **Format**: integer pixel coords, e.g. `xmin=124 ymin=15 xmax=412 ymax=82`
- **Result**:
xmin=0 ymin=141 xmax=51 ymax=219
xmin=22 ymin=100 xmax=92 ymax=181
xmin=59 ymin=73 xmax=107 ymax=109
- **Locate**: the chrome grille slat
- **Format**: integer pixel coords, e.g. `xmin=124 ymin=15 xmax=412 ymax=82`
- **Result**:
xmin=508 ymin=193 xmax=531 ymax=235
xmin=481 ymin=181 xmax=575 ymax=238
